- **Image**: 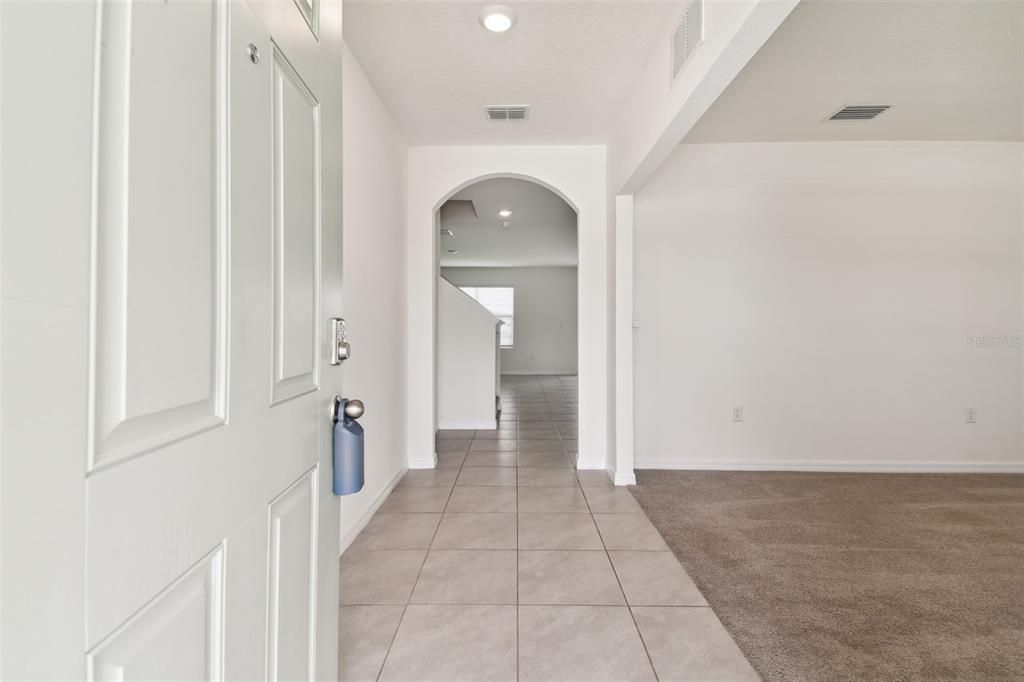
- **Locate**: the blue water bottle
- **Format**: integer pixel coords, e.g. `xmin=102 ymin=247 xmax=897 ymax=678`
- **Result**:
xmin=332 ymin=397 xmax=365 ymax=496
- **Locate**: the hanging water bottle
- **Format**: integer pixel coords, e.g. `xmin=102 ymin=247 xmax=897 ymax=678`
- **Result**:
xmin=332 ymin=397 xmax=365 ymax=496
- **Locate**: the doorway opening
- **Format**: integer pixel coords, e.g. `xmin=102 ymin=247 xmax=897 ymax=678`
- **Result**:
xmin=433 ymin=177 xmax=580 ymax=461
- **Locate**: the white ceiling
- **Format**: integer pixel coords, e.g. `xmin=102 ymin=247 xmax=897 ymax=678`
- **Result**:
xmin=343 ymin=1 xmax=680 ymax=145
xmin=439 ymin=178 xmax=577 ymax=267
xmin=685 ymin=0 xmax=1024 ymax=143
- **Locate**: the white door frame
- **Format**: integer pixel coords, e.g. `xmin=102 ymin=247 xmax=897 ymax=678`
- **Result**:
xmin=405 ymin=146 xmax=610 ymax=473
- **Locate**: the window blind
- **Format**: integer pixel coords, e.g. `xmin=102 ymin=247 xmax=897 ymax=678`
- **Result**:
xmin=460 ymin=286 xmax=514 ymax=347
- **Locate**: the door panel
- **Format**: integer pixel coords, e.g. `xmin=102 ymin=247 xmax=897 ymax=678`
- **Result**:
xmin=85 ymin=0 xmax=333 ymax=671
xmin=267 ymin=467 xmax=319 ymax=681
xmin=272 ymin=47 xmax=321 ymax=405
xmin=88 ymin=546 xmax=224 ymax=681
xmin=91 ymin=0 xmax=228 ymax=470
xmin=2 ymin=0 xmax=342 ymax=677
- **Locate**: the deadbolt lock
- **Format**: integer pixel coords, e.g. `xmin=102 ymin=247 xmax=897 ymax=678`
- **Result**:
xmin=331 ymin=318 xmax=350 ymax=365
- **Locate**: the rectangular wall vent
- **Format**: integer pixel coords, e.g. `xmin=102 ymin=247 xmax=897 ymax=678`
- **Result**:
xmin=485 ymin=105 xmax=529 ymax=121
xmin=672 ymin=0 xmax=703 ymax=79
xmin=829 ymin=105 xmax=891 ymax=120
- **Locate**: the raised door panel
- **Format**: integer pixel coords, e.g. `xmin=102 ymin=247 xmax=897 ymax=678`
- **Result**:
xmin=90 ymin=0 xmax=228 ymax=470
xmin=87 ymin=546 xmax=224 ymax=681
xmin=291 ymin=0 xmax=320 ymax=39
xmin=267 ymin=468 xmax=319 ymax=681
xmin=84 ymin=0 xmax=261 ymax=650
xmin=271 ymin=46 xmax=321 ymax=404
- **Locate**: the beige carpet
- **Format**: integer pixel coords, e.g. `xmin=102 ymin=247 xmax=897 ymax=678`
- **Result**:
xmin=629 ymin=471 xmax=1024 ymax=681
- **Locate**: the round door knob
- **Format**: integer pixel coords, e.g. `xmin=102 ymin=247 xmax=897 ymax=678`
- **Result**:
xmin=343 ymin=399 xmax=365 ymax=420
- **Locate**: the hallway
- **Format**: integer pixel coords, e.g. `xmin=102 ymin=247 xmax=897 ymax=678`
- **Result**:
xmin=338 ymin=375 xmax=756 ymax=681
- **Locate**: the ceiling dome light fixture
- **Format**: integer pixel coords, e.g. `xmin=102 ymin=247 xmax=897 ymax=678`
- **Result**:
xmin=498 ymin=209 xmax=512 ymax=218
xmin=480 ymin=5 xmax=516 ymax=32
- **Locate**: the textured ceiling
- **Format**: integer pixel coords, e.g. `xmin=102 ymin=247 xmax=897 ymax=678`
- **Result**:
xmin=439 ymin=178 xmax=577 ymax=267
xmin=685 ymin=0 xmax=1024 ymax=143
xmin=344 ymin=1 xmax=681 ymax=145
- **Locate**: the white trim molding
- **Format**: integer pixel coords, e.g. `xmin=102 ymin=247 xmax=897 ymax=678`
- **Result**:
xmin=338 ymin=466 xmax=407 ymax=555
xmin=634 ymin=459 xmax=1024 ymax=474
xmin=406 ymin=146 xmax=609 ymax=478
xmin=612 ymin=468 xmax=637 ymax=486
xmin=575 ymin=454 xmax=606 ymax=471
xmin=501 ymin=370 xmax=577 ymax=376
xmin=436 ymin=421 xmax=497 ymax=430
xmin=408 ymin=452 xmax=439 ymax=470
xmin=613 ymin=194 xmax=636 ymax=489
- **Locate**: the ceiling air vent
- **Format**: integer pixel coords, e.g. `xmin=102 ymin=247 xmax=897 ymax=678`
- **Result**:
xmin=829 ymin=105 xmax=891 ymax=120
xmin=672 ymin=0 xmax=703 ymax=80
xmin=486 ymin=105 xmax=529 ymax=121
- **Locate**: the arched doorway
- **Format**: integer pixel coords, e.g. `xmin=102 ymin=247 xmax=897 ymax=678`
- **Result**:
xmin=434 ymin=177 xmax=580 ymax=466
xmin=404 ymin=146 xmax=612 ymax=481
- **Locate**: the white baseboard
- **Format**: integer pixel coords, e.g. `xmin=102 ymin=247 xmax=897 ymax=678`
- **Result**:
xmin=408 ymin=452 xmax=438 ymax=470
xmin=437 ymin=420 xmax=496 ymax=430
xmin=613 ymin=469 xmax=636 ymax=486
xmin=501 ymin=370 xmax=577 ymax=376
xmin=575 ymin=457 xmax=606 ymax=471
xmin=634 ymin=458 xmax=1024 ymax=473
xmin=338 ymin=466 xmax=407 ymax=556
xmin=585 ymin=468 xmax=627 ymax=486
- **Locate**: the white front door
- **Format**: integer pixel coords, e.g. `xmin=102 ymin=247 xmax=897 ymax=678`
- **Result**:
xmin=1 ymin=1 xmax=343 ymax=679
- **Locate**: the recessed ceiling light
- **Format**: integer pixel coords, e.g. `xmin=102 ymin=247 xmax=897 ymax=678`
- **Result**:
xmin=480 ymin=5 xmax=515 ymax=32
xmin=498 ymin=209 xmax=512 ymax=218
xmin=447 ymin=249 xmax=460 ymax=254
xmin=440 ymin=228 xmax=454 ymax=237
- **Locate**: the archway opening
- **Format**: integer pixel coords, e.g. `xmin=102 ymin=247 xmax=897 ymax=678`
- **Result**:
xmin=432 ymin=175 xmax=581 ymax=467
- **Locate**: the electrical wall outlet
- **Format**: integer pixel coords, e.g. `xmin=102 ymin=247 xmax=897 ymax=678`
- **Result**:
xmin=732 ymin=406 xmax=744 ymax=422
xmin=965 ymin=407 xmax=977 ymax=424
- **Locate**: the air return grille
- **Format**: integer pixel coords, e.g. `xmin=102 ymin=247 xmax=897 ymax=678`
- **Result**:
xmin=829 ymin=105 xmax=891 ymax=120
xmin=672 ymin=0 xmax=703 ymax=79
xmin=486 ymin=105 xmax=529 ymax=121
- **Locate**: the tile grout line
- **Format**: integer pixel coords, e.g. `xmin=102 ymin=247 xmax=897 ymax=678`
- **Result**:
xmin=346 ymin=546 xmax=672 ymax=554
xmin=346 ymin=600 xmax=701 ymax=607
xmin=359 ymin=377 xmax=581 ymax=681
xmin=343 ymin=600 xmax=711 ymax=607
xmin=502 ymin=390 xmax=522 ymax=681
xmin=580 ymin=453 xmax=662 ymax=682
xmin=514 ymin=397 xmax=520 ymax=682
xmin=374 ymin=430 xmax=474 ymax=681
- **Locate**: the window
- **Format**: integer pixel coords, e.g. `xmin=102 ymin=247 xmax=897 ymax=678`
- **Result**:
xmin=460 ymin=286 xmax=514 ymax=347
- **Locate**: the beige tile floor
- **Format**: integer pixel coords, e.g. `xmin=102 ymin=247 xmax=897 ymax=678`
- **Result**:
xmin=339 ymin=375 xmax=758 ymax=682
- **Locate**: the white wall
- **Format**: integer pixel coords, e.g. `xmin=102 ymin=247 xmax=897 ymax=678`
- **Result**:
xmin=339 ymin=46 xmax=410 ymax=551
xmin=607 ymin=0 xmax=797 ymax=193
xmin=634 ymin=141 xmax=1024 ymax=472
xmin=606 ymin=0 xmax=798 ymax=485
xmin=437 ymin=278 xmax=500 ymax=429
xmin=406 ymin=146 xmax=609 ymax=471
xmin=442 ymin=267 xmax=578 ymax=375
